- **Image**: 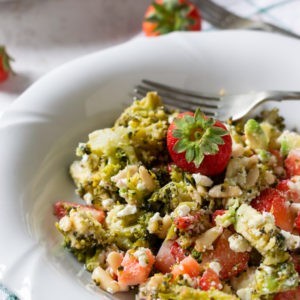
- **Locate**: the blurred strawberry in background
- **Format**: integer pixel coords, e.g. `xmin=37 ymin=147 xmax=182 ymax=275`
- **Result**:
xmin=0 ymin=46 xmax=14 ymax=83
xmin=143 ymin=0 xmax=201 ymax=36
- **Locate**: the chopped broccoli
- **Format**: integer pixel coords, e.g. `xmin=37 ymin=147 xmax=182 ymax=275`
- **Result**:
xmin=244 ymin=119 xmax=268 ymax=150
xmin=235 ymin=204 xmax=289 ymax=265
xmin=148 ymin=181 xmax=197 ymax=213
xmin=114 ymin=92 xmax=172 ymax=166
xmin=56 ymin=208 xmax=111 ymax=261
xmin=278 ymin=130 xmax=300 ymax=157
xmin=106 ymin=205 xmax=153 ymax=250
xmin=256 ymin=108 xmax=285 ymax=131
xmin=253 ymin=262 xmax=299 ymax=296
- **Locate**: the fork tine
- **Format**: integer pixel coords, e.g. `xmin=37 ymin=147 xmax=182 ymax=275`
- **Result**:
xmin=134 ymin=90 xmax=216 ymax=116
xmin=141 ymin=80 xmax=220 ymax=102
xmin=135 ymin=84 xmax=219 ymax=109
xmin=133 ymin=85 xmax=217 ymax=116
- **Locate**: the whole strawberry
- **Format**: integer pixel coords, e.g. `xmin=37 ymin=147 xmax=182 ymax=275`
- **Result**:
xmin=0 ymin=46 xmax=14 ymax=83
xmin=167 ymin=109 xmax=232 ymax=176
xmin=143 ymin=0 xmax=201 ymax=37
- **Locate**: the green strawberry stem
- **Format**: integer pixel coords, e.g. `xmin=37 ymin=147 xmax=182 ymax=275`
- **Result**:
xmin=0 ymin=46 xmax=14 ymax=74
xmin=172 ymin=109 xmax=228 ymax=167
xmin=146 ymin=0 xmax=195 ymax=34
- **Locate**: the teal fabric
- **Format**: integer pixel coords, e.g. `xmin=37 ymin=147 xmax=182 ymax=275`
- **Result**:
xmin=0 ymin=284 xmax=19 ymax=300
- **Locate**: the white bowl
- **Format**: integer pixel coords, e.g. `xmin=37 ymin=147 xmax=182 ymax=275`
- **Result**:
xmin=1 ymin=31 xmax=300 ymax=300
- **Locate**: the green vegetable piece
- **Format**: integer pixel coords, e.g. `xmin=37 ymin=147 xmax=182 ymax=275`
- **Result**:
xmin=235 ymin=204 xmax=289 ymax=265
xmin=278 ymin=130 xmax=300 ymax=157
xmin=244 ymin=119 xmax=268 ymax=150
xmin=254 ymin=262 xmax=299 ymax=296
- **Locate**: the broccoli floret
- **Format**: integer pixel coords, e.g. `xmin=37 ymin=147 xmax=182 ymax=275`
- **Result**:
xmin=106 ymin=205 xmax=153 ymax=250
xmin=139 ymin=274 xmax=238 ymax=300
xmin=148 ymin=181 xmax=196 ymax=213
xmin=56 ymin=207 xmax=111 ymax=261
xmin=70 ymin=127 xmax=139 ymax=205
xmin=111 ymin=164 xmax=159 ymax=207
xmin=256 ymin=108 xmax=285 ymax=131
xmin=253 ymin=262 xmax=299 ymax=296
xmin=114 ymin=92 xmax=172 ymax=166
xmin=244 ymin=119 xmax=268 ymax=150
xmin=278 ymin=130 xmax=300 ymax=157
xmin=235 ymin=204 xmax=289 ymax=265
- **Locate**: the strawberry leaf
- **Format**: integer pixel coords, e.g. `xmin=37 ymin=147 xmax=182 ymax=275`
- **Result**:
xmin=185 ymin=146 xmax=195 ymax=163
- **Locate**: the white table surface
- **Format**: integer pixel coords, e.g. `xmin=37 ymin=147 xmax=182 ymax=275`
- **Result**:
xmin=1 ymin=0 xmax=299 ymax=116
xmin=0 ymin=0 xmax=150 ymax=115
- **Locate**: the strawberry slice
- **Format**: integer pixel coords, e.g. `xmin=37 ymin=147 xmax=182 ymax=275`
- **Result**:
xmin=201 ymin=229 xmax=249 ymax=280
xmin=174 ymin=212 xmax=202 ymax=230
xmin=155 ymin=240 xmax=177 ymax=273
xmin=172 ymin=255 xmax=201 ymax=278
xmin=294 ymin=212 xmax=300 ymax=233
xmin=285 ymin=149 xmax=300 ymax=178
xmin=277 ymin=178 xmax=300 ymax=203
xmin=198 ymin=268 xmax=222 ymax=291
xmin=251 ymin=188 xmax=294 ymax=232
xmin=211 ymin=210 xmax=226 ymax=226
xmin=274 ymin=287 xmax=300 ymax=300
xmin=53 ymin=201 xmax=105 ymax=223
xmin=118 ymin=248 xmax=155 ymax=286
xmin=170 ymin=241 xmax=186 ymax=262
xmin=291 ymin=253 xmax=300 ymax=275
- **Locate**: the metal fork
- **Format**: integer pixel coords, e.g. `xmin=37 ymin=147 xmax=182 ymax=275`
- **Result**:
xmin=133 ymin=79 xmax=300 ymax=121
xmin=193 ymin=0 xmax=300 ymax=40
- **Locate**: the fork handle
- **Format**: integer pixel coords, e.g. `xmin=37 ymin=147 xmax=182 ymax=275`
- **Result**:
xmin=263 ymin=91 xmax=300 ymax=102
xmin=254 ymin=21 xmax=300 ymax=40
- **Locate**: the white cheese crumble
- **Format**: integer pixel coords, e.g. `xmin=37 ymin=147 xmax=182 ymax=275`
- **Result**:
xmin=281 ymin=229 xmax=300 ymax=250
xmin=134 ymin=248 xmax=148 ymax=267
xmin=102 ymin=198 xmax=114 ymax=210
xmin=192 ymin=173 xmax=213 ymax=187
xmin=83 ymin=192 xmax=93 ymax=205
xmin=208 ymin=261 xmax=221 ymax=276
xmin=228 ymin=233 xmax=252 ymax=253
xmin=59 ymin=216 xmax=72 ymax=232
xmin=288 ymin=176 xmax=300 ymax=194
xmin=177 ymin=204 xmax=191 ymax=217
xmin=137 ymin=182 xmax=146 ymax=190
xmin=81 ymin=153 xmax=89 ymax=163
xmin=71 ymin=211 xmax=89 ymax=234
xmin=117 ymin=204 xmax=137 ymax=217
xmin=149 ymin=212 xmax=161 ymax=223
xmin=236 ymin=288 xmax=253 ymax=300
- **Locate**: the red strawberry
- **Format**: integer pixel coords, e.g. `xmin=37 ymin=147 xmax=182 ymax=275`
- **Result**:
xmin=294 ymin=212 xmax=300 ymax=233
xmin=198 ymin=268 xmax=222 ymax=291
xmin=274 ymin=287 xmax=300 ymax=300
xmin=143 ymin=0 xmax=201 ymax=37
xmin=285 ymin=149 xmax=300 ymax=178
xmin=0 ymin=46 xmax=13 ymax=82
xmin=251 ymin=188 xmax=294 ymax=232
xmin=167 ymin=109 xmax=232 ymax=176
xmin=277 ymin=179 xmax=300 ymax=203
xmin=211 ymin=210 xmax=226 ymax=226
xmin=201 ymin=229 xmax=249 ymax=280
xmin=0 ymin=46 xmax=14 ymax=82
xmin=170 ymin=241 xmax=187 ymax=262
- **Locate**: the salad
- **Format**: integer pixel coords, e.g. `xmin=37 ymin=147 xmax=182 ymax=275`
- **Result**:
xmin=54 ymin=92 xmax=300 ymax=299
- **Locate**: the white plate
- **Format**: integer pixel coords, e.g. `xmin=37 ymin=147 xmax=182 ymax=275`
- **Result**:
xmin=1 ymin=30 xmax=300 ymax=300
